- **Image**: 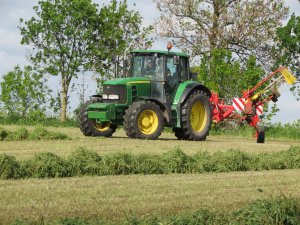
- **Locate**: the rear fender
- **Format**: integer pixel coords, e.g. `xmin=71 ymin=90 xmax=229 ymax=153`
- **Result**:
xmin=172 ymin=82 xmax=211 ymax=127
xmin=179 ymin=83 xmax=211 ymax=104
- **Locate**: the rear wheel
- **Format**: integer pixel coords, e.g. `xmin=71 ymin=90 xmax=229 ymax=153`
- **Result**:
xmin=180 ymin=90 xmax=212 ymax=141
xmin=124 ymin=101 xmax=164 ymax=140
xmin=78 ymin=98 xmax=117 ymax=137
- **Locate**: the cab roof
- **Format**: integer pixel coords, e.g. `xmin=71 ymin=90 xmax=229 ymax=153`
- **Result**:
xmin=131 ymin=49 xmax=189 ymax=58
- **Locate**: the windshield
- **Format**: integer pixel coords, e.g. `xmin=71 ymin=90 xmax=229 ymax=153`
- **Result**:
xmin=130 ymin=54 xmax=164 ymax=81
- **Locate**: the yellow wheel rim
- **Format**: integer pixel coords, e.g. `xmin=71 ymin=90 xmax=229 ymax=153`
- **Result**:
xmin=190 ymin=101 xmax=207 ymax=132
xmin=93 ymin=121 xmax=111 ymax=132
xmin=138 ymin=110 xmax=159 ymax=135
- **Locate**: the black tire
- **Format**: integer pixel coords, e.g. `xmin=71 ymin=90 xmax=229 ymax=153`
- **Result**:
xmin=78 ymin=98 xmax=117 ymax=137
xmin=173 ymin=127 xmax=188 ymax=140
xmin=256 ymin=126 xmax=265 ymax=143
xmin=123 ymin=101 xmax=164 ymax=140
xmin=180 ymin=90 xmax=212 ymax=141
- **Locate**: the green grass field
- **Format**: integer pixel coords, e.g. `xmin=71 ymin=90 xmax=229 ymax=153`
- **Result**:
xmin=0 ymin=125 xmax=300 ymax=224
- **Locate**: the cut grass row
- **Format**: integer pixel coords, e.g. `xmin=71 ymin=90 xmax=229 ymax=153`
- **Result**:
xmin=12 ymin=197 xmax=300 ymax=225
xmin=0 ymin=126 xmax=70 ymax=141
xmin=1 ymin=146 xmax=300 ymax=179
xmin=1 ymin=170 xmax=299 ymax=224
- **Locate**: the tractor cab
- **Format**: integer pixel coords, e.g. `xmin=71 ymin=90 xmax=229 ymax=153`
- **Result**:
xmin=128 ymin=49 xmax=190 ymax=101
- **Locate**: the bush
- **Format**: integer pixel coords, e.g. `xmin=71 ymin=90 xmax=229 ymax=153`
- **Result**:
xmin=68 ymin=147 xmax=102 ymax=176
xmin=0 ymin=154 xmax=20 ymax=179
xmin=25 ymin=152 xmax=70 ymax=178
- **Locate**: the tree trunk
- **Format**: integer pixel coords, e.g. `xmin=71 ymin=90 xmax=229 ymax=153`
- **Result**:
xmin=210 ymin=0 xmax=220 ymax=79
xmin=60 ymin=76 xmax=69 ymax=122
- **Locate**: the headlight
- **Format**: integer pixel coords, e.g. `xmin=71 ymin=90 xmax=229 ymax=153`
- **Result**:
xmin=108 ymin=94 xmax=119 ymax=100
xmin=102 ymin=94 xmax=108 ymax=99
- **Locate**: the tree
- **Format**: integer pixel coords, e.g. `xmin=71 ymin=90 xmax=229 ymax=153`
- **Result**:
xmin=194 ymin=49 xmax=263 ymax=99
xmin=275 ymin=14 xmax=300 ymax=99
xmin=0 ymin=65 xmax=49 ymax=119
xmin=19 ymin=0 xmax=144 ymax=122
xmin=154 ymin=0 xmax=288 ymax=77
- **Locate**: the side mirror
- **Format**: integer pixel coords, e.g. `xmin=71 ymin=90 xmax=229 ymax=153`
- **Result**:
xmin=173 ymin=56 xmax=180 ymax=65
xmin=190 ymin=72 xmax=198 ymax=81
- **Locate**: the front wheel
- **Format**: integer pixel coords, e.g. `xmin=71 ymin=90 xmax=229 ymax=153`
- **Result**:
xmin=123 ymin=101 xmax=164 ymax=140
xmin=78 ymin=98 xmax=117 ymax=137
xmin=180 ymin=90 xmax=212 ymax=141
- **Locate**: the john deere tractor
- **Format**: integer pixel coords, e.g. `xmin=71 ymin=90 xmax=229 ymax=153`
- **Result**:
xmin=79 ymin=47 xmax=212 ymax=140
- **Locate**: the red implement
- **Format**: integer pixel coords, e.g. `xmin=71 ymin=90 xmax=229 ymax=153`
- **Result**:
xmin=210 ymin=66 xmax=297 ymax=143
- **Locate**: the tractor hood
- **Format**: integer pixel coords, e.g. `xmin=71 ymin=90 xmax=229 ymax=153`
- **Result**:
xmin=103 ymin=77 xmax=151 ymax=86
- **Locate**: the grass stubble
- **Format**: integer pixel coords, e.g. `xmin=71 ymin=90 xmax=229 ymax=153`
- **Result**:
xmin=0 ymin=169 xmax=299 ymax=224
xmin=0 ymin=126 xmax=299 ymax=160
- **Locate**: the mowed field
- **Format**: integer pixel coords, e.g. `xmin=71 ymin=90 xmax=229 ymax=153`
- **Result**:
xmin=0 ymin=125 xmax=300 ymax=223
xmin=0 ymin=125 xmax=299 ymax=159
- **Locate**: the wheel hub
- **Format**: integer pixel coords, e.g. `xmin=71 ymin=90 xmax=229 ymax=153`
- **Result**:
xmin=190 ymin=101 xmax=207 ymax=132
xmin=93 ymin=121 xmax=111 ymax=132
xmin=138 ymin=110 xmax=158 ymax=135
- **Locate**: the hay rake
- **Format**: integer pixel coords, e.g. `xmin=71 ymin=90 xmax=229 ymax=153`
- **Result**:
xmin=210 ymin=66 xmax=297 ymax=143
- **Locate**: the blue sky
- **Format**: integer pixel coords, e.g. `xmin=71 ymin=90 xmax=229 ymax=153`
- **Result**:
xmin=0 ymin=0 xmax=299 ymax=123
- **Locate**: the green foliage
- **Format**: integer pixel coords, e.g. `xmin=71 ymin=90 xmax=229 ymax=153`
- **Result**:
xmin=1 ymin=146 xmax=300 ymax=179
xmin=161 ymin=148 xmax=194 ymax=173
xmin=134 ymin=154 xmax=164 ymax=174
xmin=0 ymin=65 xmax=49 ymax=119
xmin=6 ymin=127 xmax=28 ymax=141
xmin=129 ymin=197 xmax=300 ymax=225
xmin=19 ymin=0 xmax=146 ymax=121
xmin=29 ymin=127 xmax=70 ymax=140
xmin=68 ymin=147 xmax=102 ymax=176
xmin=233 ymin=197 xmax=300 ymax=225
xmin=0 ymin=127 xmax=8 ymax=141
xmin=275 ymin=14 xmax=300 ymax=99
xmin=105 ymin=153 xmax=135 ymax=175
xmin=266 ymin=120 xmax=300 ymax=140
xmin=0 ymin=127 xmax=70 ymax=141
xmin=25 ymin=152 xmax=70 ymax=178
xmin=0 ymin=117 xmax=77 ymax=127
xmin=210 ymin=120 xmax=300 ymax=140
xmin=60 ymin=218 xmax=96 ymax=225
xmin=196 ymin=49 xmax=264 ymax=99
xmin=202 ymin=150 xmax=253 ymax=172
xmin=0 ymin=155 xmax=20 ymax=179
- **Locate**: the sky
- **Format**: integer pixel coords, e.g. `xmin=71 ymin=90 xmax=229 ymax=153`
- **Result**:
xmin=0 ymin=0 xmax=299 ymax=123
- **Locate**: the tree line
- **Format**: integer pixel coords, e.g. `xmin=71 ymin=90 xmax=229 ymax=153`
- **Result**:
xmin=0 ymin=0 xmax=299 ymax=123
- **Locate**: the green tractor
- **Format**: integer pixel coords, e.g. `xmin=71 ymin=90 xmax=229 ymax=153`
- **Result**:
xmin=79 ymin=48 xmax=212 ymax=140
